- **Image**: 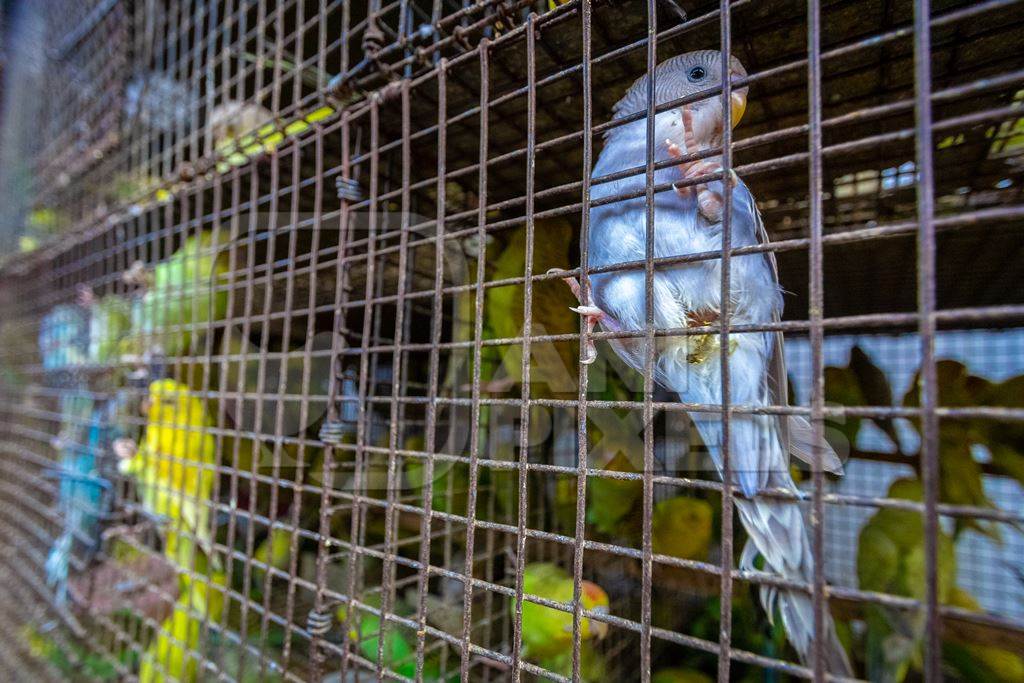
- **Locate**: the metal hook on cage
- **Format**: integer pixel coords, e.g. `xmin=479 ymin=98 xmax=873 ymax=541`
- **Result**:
xmin=335 ymin=177 xmax=364 ymax=203
xmin=306 ymin=602 xmax=340 ymax=637
xmin=319 ymin=419 xmax=350 ymax=446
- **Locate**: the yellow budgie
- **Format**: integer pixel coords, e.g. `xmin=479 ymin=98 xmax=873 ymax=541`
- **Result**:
xmin=139 ymin=569 xmax=226 ymax=683
xmin=118 ymin=379 xmax=217 ymax=567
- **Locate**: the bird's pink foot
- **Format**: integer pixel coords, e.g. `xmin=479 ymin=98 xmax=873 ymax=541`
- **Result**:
xmin=547 ymin=268 xmax=605 ymax=364
xmin=113 ymin=438 xmax=138 ymax=460
xmin=101 ymin=521 xmax=153 ymax=542
xmin=668 ymin=108 xmax=739 ymax=224
xmin=122 ymin=260 xmax=151 ymax=288
xmin=76 ymin=284 xmax=95 ymax=307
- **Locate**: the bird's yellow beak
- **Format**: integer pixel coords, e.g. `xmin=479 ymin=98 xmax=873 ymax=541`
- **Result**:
xmin=729 ymin=65 xmax=748 ymax=128
xmin=730 ymin=90 xmax=747 ymax=128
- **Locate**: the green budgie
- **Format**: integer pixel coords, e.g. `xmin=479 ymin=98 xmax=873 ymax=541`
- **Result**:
xmin=857 ymin=478 xmax=956 ymax=682
xmin=122 ymin=232 xmax=230 ymax=360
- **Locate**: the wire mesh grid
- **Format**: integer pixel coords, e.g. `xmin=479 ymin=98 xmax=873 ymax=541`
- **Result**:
xmin=0 ymin=0 xmax=1022 ymax=681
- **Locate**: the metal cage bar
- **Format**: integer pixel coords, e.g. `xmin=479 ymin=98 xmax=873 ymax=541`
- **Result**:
xmin=0 ymin=0 xmax=1022 ymax=681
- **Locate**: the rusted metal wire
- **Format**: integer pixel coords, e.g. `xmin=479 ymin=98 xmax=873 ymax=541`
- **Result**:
xmin=913 ymin=0 xmax=942 ymax=678
xmin=0 ymin=0 xmax=1023 ymax=681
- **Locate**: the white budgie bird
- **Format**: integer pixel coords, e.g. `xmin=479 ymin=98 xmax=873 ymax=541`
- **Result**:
xmin=555 ymin=50 xmax=852 ymax=674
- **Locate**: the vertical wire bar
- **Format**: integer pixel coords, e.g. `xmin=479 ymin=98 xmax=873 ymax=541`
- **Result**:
xmin=571 ymin=1 xmax=594 ymax=680
xmin=349 ymin=103 xmax=382 ymax=681
xmin=202 ymin=0 xmax=219 ymax=161
xmin=187 ymin=0 xmax=207 ymax=169
xmin=313 ymin=111 xmax=354 ymax=683
xmin=122 ymin=212 xmax=146 ymax=661
xmin=160 ymin=181 xmax=195 ymax=682
xmin=172 ymin=0 xmax=188 ymax=177
xmin=253 ymin=0 xmax=268 ymax=121
xmin=257 ymin=123 xmax=306 ymax=683
xmin=352 ymin=121 xmax=376 ymax=683
xmin=914 ymin=0 xmax=941 ymax=679
xmin=184 ymin=179 xmax=211 ymax=678
xmin=382 ymin=157 xmax=410 ymax=679
xmin=280 ymin=120 xmax=327 ymax=681
xmin=641 ymin=0 xmax=658 ymax=679
xmin=244 ymin=114 xmax=285 ymax=680
xmin=807 ymin=0 xmax=827 ymax=678
xmin=415 ymin=60 xmax=449 ymax=682
xmin=717 ymin=0 xmax=736 ymax=678
xmin=141 ymin=183 xmax=168 ymax=683
xmin=150 ymin=177 xmax=176 ymax=683
xmin=159 ymin=0 xmax=175 ymax=180
xmin=380 ymin=80 xmax=412 ymax=683
xmin=462 ymin=38 xmax=493 ymax=683
xmin=510 ymin=14 xmax=538 ymax=680
xmin=459 ymin=38 xmax=490 ymax=683
xmin=338 ymin=109 xmax=371 ymax=683
xmin=234 ymin=0 xmax=248 ymax=109
xmin=206 ymin=0 xmax=230 ymax=158
xmin=232 ymin=154 xmax=264 ymax=683
xmin=189 ymin=171 xmax=219 ymax=680
xmin=269 ymin=0 xmax=285 ymax=119
xmin=213 ymin=165 xmax=245 ymax=678
xmin=173 ymin=166 xmax=200 ymax=678
xmin=196 ymin=115 xmax=226 ymax=683
xmin=317 ymin=0 xmax=329 ymax=98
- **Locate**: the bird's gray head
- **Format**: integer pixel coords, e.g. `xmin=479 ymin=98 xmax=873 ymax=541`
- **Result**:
xmin=609 ymin=50 xmax=748 ymax=143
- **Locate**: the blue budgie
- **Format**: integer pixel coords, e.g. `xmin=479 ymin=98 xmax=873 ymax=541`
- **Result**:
xmin=553 ymin=51 xmax=851 ymax=673
xmin=42 ymin=291 xmax=134 ymax=606
xmin=45 ymin=398 xmax=112 ymax=606
xmin=40 ymin=302 xmax=91 ymax=605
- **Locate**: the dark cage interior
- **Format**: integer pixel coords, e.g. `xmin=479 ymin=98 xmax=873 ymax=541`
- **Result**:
xmin=0 ymin=0 xmax=1022 ymax=680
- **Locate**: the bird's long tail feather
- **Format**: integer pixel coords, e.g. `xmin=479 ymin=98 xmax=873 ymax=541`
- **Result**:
xmin=693 ymin=415 xmax=853 ymax=676
xmin=45 ymin=526 xmax=73 ymax=607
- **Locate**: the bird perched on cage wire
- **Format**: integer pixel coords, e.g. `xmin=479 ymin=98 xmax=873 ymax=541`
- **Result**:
xmin=43 ymin=390 xmax=103 ymax=606
xmin=115 ymin=379 xmax=218 ymax=569
xmin=119 ymin=231 xmax=230 ymax=362
xmin=40 ymin=286 xmax=132 ymax=599
xmin=39 ymin=292 xmax=130 ymax=607
xmin=550 ymin=51 xmax=852 ymax=673
xmin=44 ymin=389 xmax=144 ymax=608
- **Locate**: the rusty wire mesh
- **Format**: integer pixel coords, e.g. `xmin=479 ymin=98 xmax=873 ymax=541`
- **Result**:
xmin=0 ymin=0 xmax=1022 ymax=681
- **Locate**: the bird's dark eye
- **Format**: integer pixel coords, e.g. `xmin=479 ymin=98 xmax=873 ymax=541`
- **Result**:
xmin=687 ymin=66 xmax=706 ymax=82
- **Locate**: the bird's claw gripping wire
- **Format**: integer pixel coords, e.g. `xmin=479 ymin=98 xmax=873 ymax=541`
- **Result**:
xmin=548 ymin=268 xmax=607 ymax=365
xmin=668 ymin=107 xmax=740 ymax=224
